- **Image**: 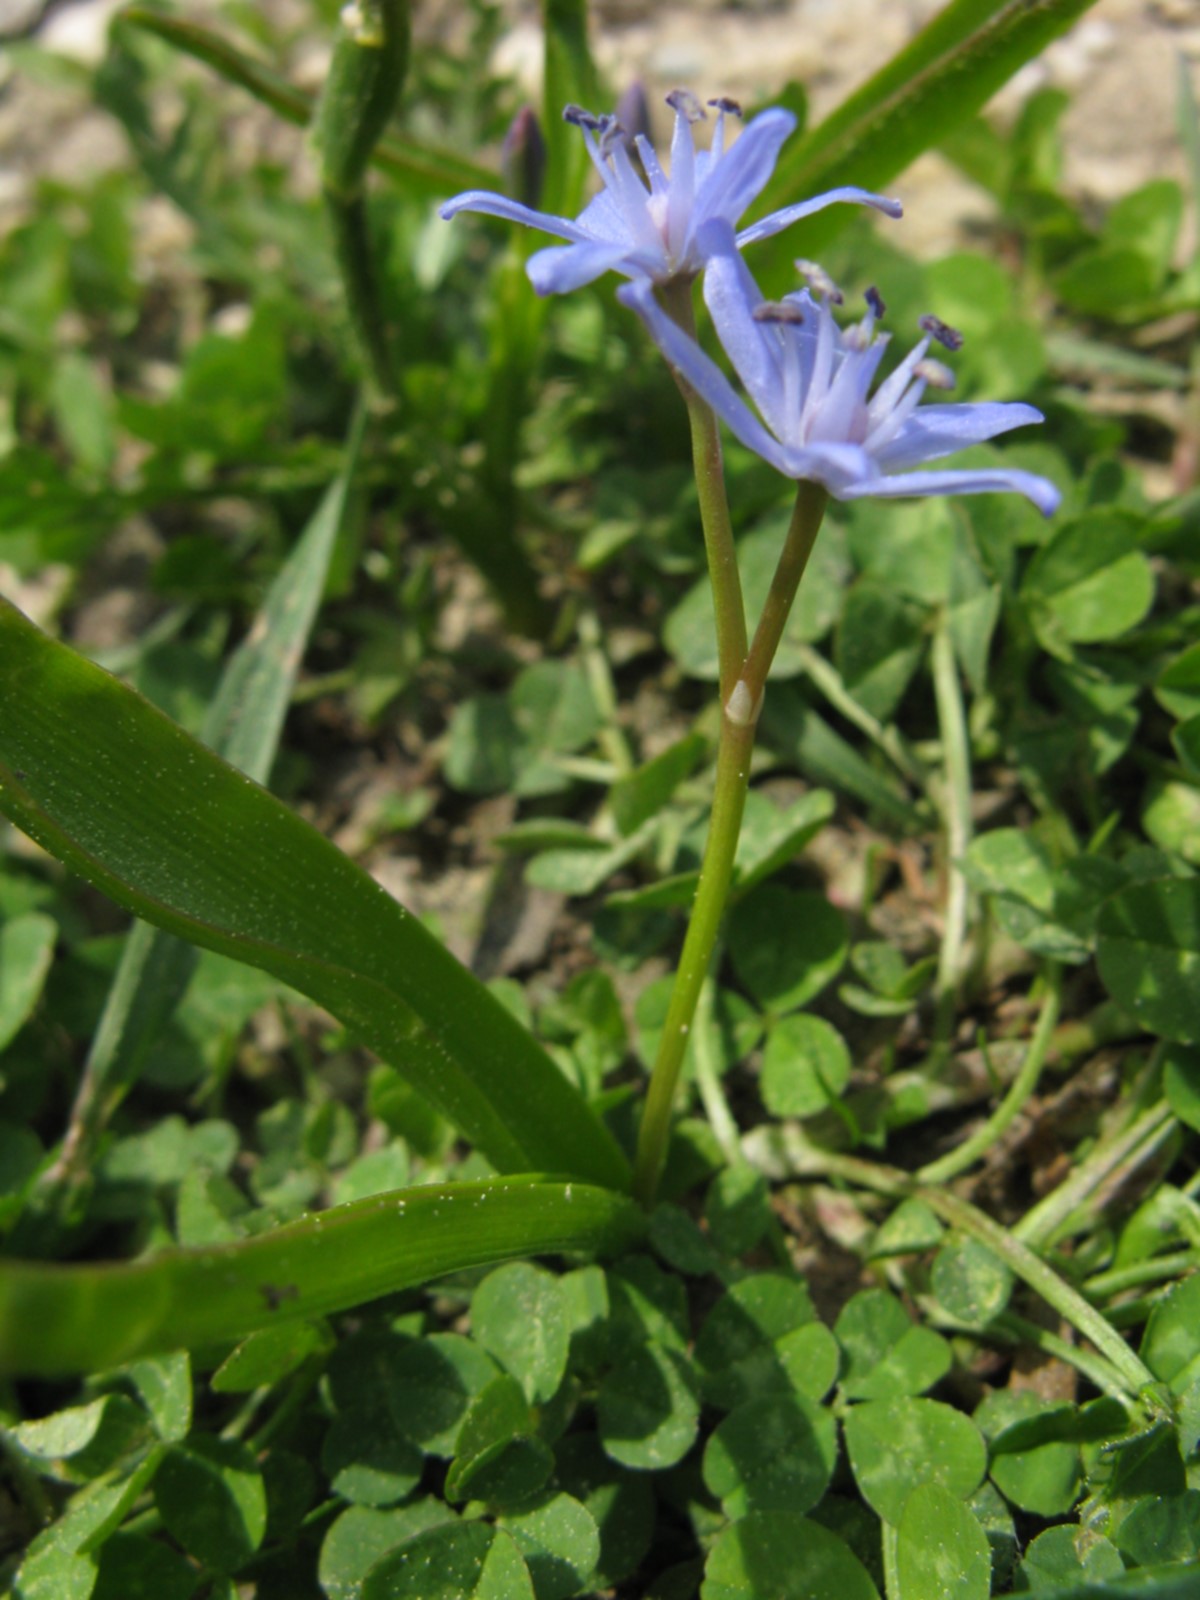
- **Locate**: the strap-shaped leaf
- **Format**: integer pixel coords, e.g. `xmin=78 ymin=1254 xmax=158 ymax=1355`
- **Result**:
xmin=541 ymin=0 xmax=598 ymax=218
xmin=0 ymin=1177 xmax=643 ymax=1374
xmin=0 ymin=600 xmax=629 ymax=1190
xmin=757 ymin=0 xmax=1100 ymax=273
xmin=42 ymin=413 xmax=366 ymax=1195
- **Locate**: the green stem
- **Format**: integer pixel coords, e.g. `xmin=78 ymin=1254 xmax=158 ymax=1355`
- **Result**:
xmin=578 ymin=608 xmax=634 ymax=777
xmin=744 ymin=1128 xmax=1156 ymax=1400
xmin=632 ymin=480 xmax=828 ymax=1206
xmin=794 ymin=643 xmax=928 ymax=787
xmin=740 ymin=481 xmax=828 ymax=704
xmin=1050 ymin=998 xmax=1142 ymax=1062
xmin=926 ymin=1185 xmax=1156 ymax=1398
xmin=930 ymin=618 xmax=973 ymax=1049
xmin=917 ymin=963 xmax=1062 ymax=1185
xmin=658 ymin=277 xmax=747 ymax=702
xmin=1084 ymin=1250 xmax=1197 ymax=1302
xmin=633 ymin=716 xmax=755 ymax=1206
xmin=1014 ymin=1100 xmax=1177 ymax=1250
xmin=249 ymin=1352 xmax=330 ymax=1452
xmin=325 ymin=192 xmax=397 ymax=400
xmin=692 ymin=973 xmax=742 ymax=1165
xmin=991 ymin=1312 xmax=1137 ymax=1402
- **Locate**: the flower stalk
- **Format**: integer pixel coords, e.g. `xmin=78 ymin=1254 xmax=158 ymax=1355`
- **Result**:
xmin=633 ymin=461 xmax=828 ymax=1206
xmin=930 ymin=616 xmax=976 ymax=1052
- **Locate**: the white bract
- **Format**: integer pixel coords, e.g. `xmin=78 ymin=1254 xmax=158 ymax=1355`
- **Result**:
xmin=441 ymin=91 xmax=902 ymax=295
xmin=618 ymin=221 xmax=1061 ymax=514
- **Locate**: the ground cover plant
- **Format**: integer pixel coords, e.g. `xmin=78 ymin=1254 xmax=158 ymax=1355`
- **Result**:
xmin=1 ymin=0 xmax=1199 ymax=1595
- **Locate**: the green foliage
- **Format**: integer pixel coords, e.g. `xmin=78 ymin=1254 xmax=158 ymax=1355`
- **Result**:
xmin=3 ymin=0 xmax=1200 ymax=1594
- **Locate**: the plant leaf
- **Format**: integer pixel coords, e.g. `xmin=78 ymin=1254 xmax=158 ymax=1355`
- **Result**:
xmin=0 ymin=599 xmax=629 ymax=1188
xmin=118 ymin=8 xmax=493 ymax=197
xmin=0 ymin=1176 xmax=643 ymax=1375
xmin=756 ymin=0 xmax=1102 ymax=274
xmin=55 ymin=409 xmax=365 ymax=1158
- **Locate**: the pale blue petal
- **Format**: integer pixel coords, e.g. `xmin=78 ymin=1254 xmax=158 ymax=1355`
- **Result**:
xmin=695 ymin=108 xmax=798 ymax=227
xmin=698 ymin=220 xmax=787 ymax=431
xmin=616 ymin=281 xmax=794 ymax=476
xmin=667 ymin=109 xmax=697 ymax=258
xmin=876 ymin=401 xmax=1044 ymax=468
xmin=779 ymin=440 xmax=875 ymax=492
xmin=439 ymin=190 xmax=589 ymax=243
xmin=841 ymin=466 xmax=1061 ymax=516
xmin=735 ymin=185 xmax=902 ymax=248
xmin=527 ymin=240 xmax=634 ymax=294
xmin=575 ymin=187 xmax=639 ymax=245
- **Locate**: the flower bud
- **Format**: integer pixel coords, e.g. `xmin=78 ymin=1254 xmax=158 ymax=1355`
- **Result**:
xmin=614 ymin=80 xmax=653 ymax=147
xmin=314 ymin=0 xmax=409 ymax=201
xmin=502 ymin=105 xmax=547 ymax=210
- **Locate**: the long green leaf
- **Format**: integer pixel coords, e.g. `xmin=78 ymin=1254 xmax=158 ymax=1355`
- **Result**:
xmin=41 ymin=413 xmax=367 ymax=1200
xmin=118 ymin=8 xmax=493 ymax=198
xmin=0 ymin=1177 xmax=643 ymax=1374
xmin=757 ymin=0 xmax=1100 ymax=274
xmin=541 ymin=0 xmax=598 ymax=218
xmin=206 ymin=410 xmax=365 ymax=778
xmin=0 ymin=601 xmax=629 ymax=1190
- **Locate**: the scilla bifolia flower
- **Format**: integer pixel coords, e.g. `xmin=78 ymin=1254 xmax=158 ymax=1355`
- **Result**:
xmin=618 ymin=221 xmax=1061 ymax=514
xmin=441 ymin=90 xmax=902 ymax=295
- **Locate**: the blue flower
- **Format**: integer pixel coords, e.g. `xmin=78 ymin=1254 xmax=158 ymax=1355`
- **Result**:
xmin=617 ymin=222 xmax=1061 ymax=515
xmin=441 ymin=91 xmax=902 ymax=295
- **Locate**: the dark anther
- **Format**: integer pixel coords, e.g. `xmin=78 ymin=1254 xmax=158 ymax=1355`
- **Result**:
xmin=665 ymin=89 xmax=706 ymax=122
xmin=563 ymin=104 xmax=605 ymax=131
xmin=865 ymin=285 xmax=886 ymax=318
xmin=918 ymin=313 xmax=963 ymax=351
xmin=752 ymin=300 xmax=806 ymax=324
xmin=596 ymin=115 xmax=626 ymax=156
xmin=708 ymin=96 xmax=743 ymax=117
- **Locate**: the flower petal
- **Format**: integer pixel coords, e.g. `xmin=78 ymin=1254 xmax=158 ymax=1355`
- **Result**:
xmin=666 ymin=108 xmax=697 ymax=258
xmin=840 ymin=465 xmax=1062 ymax=516
xmin=875 ymin=401 xmax=1045 ymax=467
xmin=574 ymin=187 xmax=641 ymax=245
xmin=526 ymin=240 xmax=635 ymax=295
xmin=439 ymin=190 xmax=591 ymax=243
xmin=695 ymin=108 xmax=798 ymax=228
xmin=616 ymin=280 xmax=794 ymax=476
xmin=735 ymin=185 xmax=902 ymax=248
xmin=699 ymin=221 xmax=788 ymax=432
xmin=780 ymin=440 xmax=875 ymax=493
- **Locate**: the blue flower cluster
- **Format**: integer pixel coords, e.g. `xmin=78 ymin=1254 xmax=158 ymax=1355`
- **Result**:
xmin=442 ymin=92 xmax=1060 ymax=516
